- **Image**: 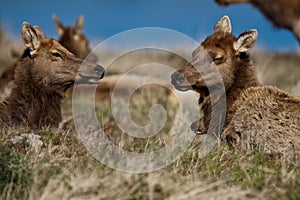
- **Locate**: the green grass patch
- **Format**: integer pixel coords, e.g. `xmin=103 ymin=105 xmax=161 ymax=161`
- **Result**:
xmin=0 ymin=147 xmax=33 ymax=199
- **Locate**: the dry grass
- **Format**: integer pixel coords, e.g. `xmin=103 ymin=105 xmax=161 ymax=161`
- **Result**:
xmin=1 ymin=122 xmax=299 ymax=199
xmin=0 ymin=28 xmax=299 ymax=200
xmin=1 ymin=90 xmax=299 ymax=199
xmin=253 ymin=50 xmax=300 ymax=97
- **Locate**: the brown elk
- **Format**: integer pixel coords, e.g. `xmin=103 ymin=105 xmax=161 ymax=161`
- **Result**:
xmin=52 ymin=15 xmax=97 ymax=62
xmin=0 ymin=22 xmax=104 ymax=129
xmin=0 ymin=15 xmax=96 ymax=93
xmin=171 ymin=16 xmax=300 ymax=154
xmin=215 ymin=0 xmax=300 ymax=42
xmin=0 ymin=50 xmax=20 ymax=96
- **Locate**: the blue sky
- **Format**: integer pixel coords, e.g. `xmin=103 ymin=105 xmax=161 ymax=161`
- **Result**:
xmin=0 ymin=0 xmax=299 ymax=52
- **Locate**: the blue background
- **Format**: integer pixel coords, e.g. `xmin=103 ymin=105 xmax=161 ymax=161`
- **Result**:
xmin=0 ymin=0 xmax=298 ymax=52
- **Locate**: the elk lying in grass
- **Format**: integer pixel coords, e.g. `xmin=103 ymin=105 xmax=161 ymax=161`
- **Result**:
xmin=215 ymin=0 xmax=300 ymax=42
xmin=0 ymin=22 xmax=104 ymax=129
xmin=0 ymin=15 xmax=96 ymax=93
xmin=171 ymin=16 xmax=300 ymax=155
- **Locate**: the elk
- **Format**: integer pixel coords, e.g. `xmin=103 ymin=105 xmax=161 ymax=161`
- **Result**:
xmin=0 ymin=15 xmax=96 ymax=93
xmin=215 ymin=0 xmax=300 ymax=42
xmin=0 ymin=22 xmax=105 ymax=129
xmin=0 ymin=50 xmax=20 ymax=96
xmin=171 ymin=16 xmax=300 ymax=154
xmin=52 ymin=15 xmax=97 ymax=62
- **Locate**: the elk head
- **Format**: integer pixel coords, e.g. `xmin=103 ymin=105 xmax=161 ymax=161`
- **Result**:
xmin=17 ymin=22 xmax=105 ymax=97
xmin=53 ymin=15 xmax=97 ymax=62
xmin=171 ymin=16 xmax=257 ymax=103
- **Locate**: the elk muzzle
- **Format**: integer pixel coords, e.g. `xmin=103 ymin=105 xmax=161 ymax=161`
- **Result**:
xmin=76 ymin=64 xmax=105 ymax=84
xmin=171 ymin=71 xmax=193 ymax=91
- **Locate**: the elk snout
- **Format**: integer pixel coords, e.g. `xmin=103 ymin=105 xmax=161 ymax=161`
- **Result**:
xmin=171 ymin=72 xmax=185 ymax=86
xmin=190 ymin=120 xmax=199 ymax=133
xmin=94 ymin=65 xmax=105 ymax=79
xmin=76 ymin=64 xmax=105 ymax=84
xmin=190 ymin=120 xmax=206 ymax=135
xmin=171 ymin=71 xmax=193 ymax=91
xmin=86 ymin=52 xmax=98 ymax=63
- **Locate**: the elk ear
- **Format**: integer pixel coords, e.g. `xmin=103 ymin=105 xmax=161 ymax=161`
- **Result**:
xmin=234 ymin=29 xmax=258 ymax=53
xmin=33 ymin=26 xmax=46 ymax=40
xmin=52 ymin=15 xmax=65 ymax=37
xmin=75 ymin=15 xmax=84 ymax=35
xmin=214 ymin=15 xmax=232 ymax=33
xmin=21 ymin=22 xmax=41 ymax=55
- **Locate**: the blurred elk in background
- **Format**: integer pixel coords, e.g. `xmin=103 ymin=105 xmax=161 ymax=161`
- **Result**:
xmin=52 ymin=15 xmax=97 ymax=62
xmin=215 ymin=0 xmax=300 ymax=42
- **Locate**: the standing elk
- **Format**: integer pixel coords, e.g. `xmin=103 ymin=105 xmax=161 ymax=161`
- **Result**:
xmin=0 ymin=15 xmax=96 ymax=93
xmin=0 ymin=22 xmax=104 ymax=129
xmin=215 ymin=0 xmax=300 ymax=42
xmin=171 ymin=16 xmax=300 ymax=155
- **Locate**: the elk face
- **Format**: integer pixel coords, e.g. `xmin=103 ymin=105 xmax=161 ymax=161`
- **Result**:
xmin=53 ymin=15 xmax=97 ymax=62
xmin=171 ymin=16 xmax=257 ymax=102
xmin=20 ymin=22 xmax=105 ymax=96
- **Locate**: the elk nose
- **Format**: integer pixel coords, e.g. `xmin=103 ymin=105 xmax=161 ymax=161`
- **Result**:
xmin=190 ymin=121 xmax=202 ymax=135
xmin=171 ymin=72 xmax=184 ymax=84
xmin=94 ymin=65 xmax=105 ymax=79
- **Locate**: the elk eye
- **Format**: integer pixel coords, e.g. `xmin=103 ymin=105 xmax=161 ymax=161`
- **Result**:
xmin=51 ymin=52 xmax=63 ymax=59
xmin=212 ymin=57 xmax=223 ymax=64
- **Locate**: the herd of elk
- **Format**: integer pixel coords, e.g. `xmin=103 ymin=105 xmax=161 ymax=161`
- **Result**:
xmin=171 ymin=16 xmax=300 ymax=155
xmin=215 ymin=0 xmax=300 ymax=42
xmin=0 ymin=11 xmax=299 ymax=156
xmin=0 ymin=22 xmax=104 ymax=129
xmin=0 ymin=15 xmax=95 ymax=93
